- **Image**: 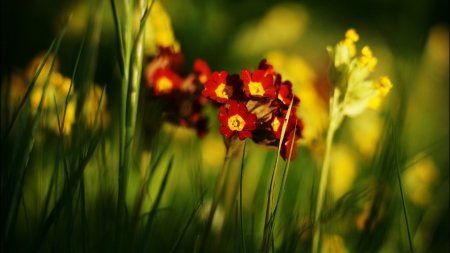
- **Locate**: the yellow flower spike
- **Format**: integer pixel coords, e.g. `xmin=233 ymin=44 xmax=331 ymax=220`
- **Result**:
xmin=345 ymin=28 xmax=359 ymax=42
xmin=374 ymin=76 xmax=393 ymax=96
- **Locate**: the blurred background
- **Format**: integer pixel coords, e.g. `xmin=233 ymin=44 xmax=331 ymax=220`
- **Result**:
xmin=1 ymin=0 xmax=448 ymax=252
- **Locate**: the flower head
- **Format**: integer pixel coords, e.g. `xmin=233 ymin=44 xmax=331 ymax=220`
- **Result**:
xmin=194 ymin=59 xmax=212 ymax=84
xmin=242 ymin=69 xmax=277 ymax=99
xmin=202 ymin=71 xmax=242 ymax=103
xmin=218 ymin=100 xmax=257 ymax=140
xmin=149 ymin=67 xmax=183 ymax=95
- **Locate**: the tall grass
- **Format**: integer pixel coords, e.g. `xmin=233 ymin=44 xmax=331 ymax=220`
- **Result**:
xmin=1 ymin=1 xmax=448 ymax=253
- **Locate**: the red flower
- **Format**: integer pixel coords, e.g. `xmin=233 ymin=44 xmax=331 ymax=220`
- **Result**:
xmin=149 ymin=67 xmax=183 ymax=95
xmin=218 ymin=100 xmax=257 ymax=140
xmin=194 ymin=59 xmax=211 ymax=84
xmin=280 ymin=126 xmax=301 ymax=161
xmin=277 ymin=80 xmax=300 ymax=106
xmin=202 ymin=71 xmax=242 ymax=103
xmin=270 ymin=107 xmax=298 ymax=139
xmin=241 ymin=69 xmax=277 ymax=99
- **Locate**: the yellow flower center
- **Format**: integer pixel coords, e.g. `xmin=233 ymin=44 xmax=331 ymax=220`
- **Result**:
xmin=157 ymin=77 xmax=173 ymax=93
xmin=215 ymin=83 xmax=233 ymax=99
xmin=199 ymin=74 xmax=207 ymax=84
xmin=228 ymin=114 xmax=245 ymax=131
xmin=271 ymin=117 xmax=281 ymax=132
xmin=248 ymin=81 xmax=265 ymax=96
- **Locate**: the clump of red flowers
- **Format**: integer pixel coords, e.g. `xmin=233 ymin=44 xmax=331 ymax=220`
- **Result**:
xmin=144 ymin=46 xmax=211 ymax=137
xmin=202 ymin=59 xmax=304 ymax=160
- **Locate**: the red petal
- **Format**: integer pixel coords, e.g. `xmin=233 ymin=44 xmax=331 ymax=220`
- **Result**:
xmin=229 ymin=101 xmax=247 ymax=117
xmin=220 ymin=125 xmax=235 ymax=139
xmin=241 ymin=69 xmax=252 ymax=84
xmin=252 ymin=70 xmax=266 ymax=82
xmin=238 ymin=130 xmax=252 ymax=140
xmin=243 ymin=113 xmax=257 ymax=130
xmin=218 ymin=106 xmax=229 ymax=125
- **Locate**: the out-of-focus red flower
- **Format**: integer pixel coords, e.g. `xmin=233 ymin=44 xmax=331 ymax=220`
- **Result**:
xmin=241 ymin=69 xmax=277 ymax=99
xmin=150 ymin=67 xmax=183 ymax=95
xmin=202 ymin=71 xmax=242 ymax=103
xmin=218 ymin=100 xmax=257 ymax=140
xmin=194 ymin=59 xmax=212 ymax=84
xmin=280 ymin=124 xmax=302 ymax=161
xmin=277 ymin=80 xmax=300 ymax=107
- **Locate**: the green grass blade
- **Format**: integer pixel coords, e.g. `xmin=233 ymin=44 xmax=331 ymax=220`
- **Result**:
xmin=240 ymin=140 xmax=247 ymax=253
xmin=261 ymin=100 xmax=294 ymax=253
xmin=1 ymin=39 xmax=56 ymax=142
xmin=110 ymin=0 xmax=126 ymax=76
xmin=137 ymin=156 xmax=174 ymax=253
xmin=1 ymin=18 xmax=69 ymax=250
xmin=30 ymin=137 xmax=99 ymax=253
xmin=394 ymin=124 xmax=415 ymax=253
xmin=170 ymin=201 xmax=203 ymax=253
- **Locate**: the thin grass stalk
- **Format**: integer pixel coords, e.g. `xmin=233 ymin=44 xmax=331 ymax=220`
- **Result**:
xmin=312 ymin=88 xmax=341 ymax=253
xmin=394 ymin=126 xmax=414 ymax=253
xmin=136 ymin=156 xmax=174 ymax=253
xmin=110 ymin=0 xmax=126 ymax=76
xmin=30 ymin=138 xmax=99 ymax=253
xmin=240 ymin=140 xmax=247 ymax=253
xmin=261 ymin=100 xmax=294 ymax=253
xmin=117 ymin=0 xmax=134 ymax=249
xmin=271 ymin=120 xmax=297 ymax=224
xmin=199 ymin=136 xmax=236 ymax=252
xmin=118 ymin=0 xmax=150 ymax=249
xmin=170 ymin=201 xmax=203 ymax=253
xmin=1 ymin=22 xmax=68 ymax=250
xmin=1 ymin=39 xmax=56 ymax=142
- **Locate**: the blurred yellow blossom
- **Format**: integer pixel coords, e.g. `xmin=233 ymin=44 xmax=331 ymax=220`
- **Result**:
xmin=321 ymin=234 xmax=349 ymax=253
xmin=330 ymin=145 xmax=357 ymax=200
xmin=232 ymin=3 xmax=309 ymax=57
xmin=144 ymin=0 xmax=180 ymax=56
xmin=84 ymin=84 xmax=110 ymax=130
xmin=265 ymin=51 xmax=328 ymax=150
xmin=403 ymin=153 xmax=439 ymax=206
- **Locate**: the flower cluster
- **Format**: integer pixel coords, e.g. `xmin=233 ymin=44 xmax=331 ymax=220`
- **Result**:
xmin=327 ymin=29 xmax=393 ymax=121
xmin=2 ymin=53 xmax=109 ymax=136
xmin=144 ymin=46 xmax=210 ymax=137
xmin=202 ymin=59 xmax=303 ymax=160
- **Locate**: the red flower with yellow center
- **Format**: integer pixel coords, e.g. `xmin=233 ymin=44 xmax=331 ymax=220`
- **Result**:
xmin=202 ymin=71 xmax=242 ymax=103
xmin=194 ymin=59 xmax=211 ymax=84
xmin=241 ymin=69 xmax=277 ymax=99
xmin=150 ymin=67 xmax=182 ymax=95
xmin=218 ymin=100 xmax=257 ymax=140
xmin=270 ymin=107 xmax=298 ymax=139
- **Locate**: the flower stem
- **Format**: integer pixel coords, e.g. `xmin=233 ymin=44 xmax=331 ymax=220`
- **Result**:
xmin=199 ymin=136 xmax=236 ymax=252
xmin=312 ymin=88 xmax=341 ymax=253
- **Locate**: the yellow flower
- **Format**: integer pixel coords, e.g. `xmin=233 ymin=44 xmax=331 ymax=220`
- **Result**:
xmin=144 ymin=0 xmax=180 ymax=55
xmin=328 ymin=29 xmax=393 ymax=118
xmin=373 ymin=76 xmax=392 ymax=97
xmin=85 ymin=84 xmax=109 ymax=130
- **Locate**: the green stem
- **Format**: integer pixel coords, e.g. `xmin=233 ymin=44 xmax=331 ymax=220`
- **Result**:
xmin=312 ymin=88 xmax=341 ymax=253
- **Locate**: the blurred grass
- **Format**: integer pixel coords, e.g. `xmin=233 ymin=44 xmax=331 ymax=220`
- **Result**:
xmin=1 ymin=0 xmax=449 ymax=253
